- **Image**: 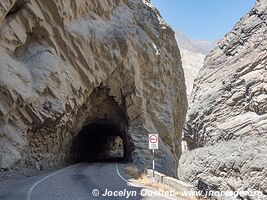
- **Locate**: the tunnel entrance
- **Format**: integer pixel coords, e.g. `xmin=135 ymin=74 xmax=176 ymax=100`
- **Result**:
xmin=70 ymin=86 xmax=134 ymax=163
xmin=71 ymin=121 xmax=128 ymax=162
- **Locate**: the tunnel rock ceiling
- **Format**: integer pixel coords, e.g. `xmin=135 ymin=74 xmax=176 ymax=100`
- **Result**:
xmin=0 ymin=0 xmax=187 ymax=176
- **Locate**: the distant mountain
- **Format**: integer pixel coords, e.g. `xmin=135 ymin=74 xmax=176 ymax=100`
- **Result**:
xmin=175 ymin=31 xmax=217 ymax=98
xmin=175 ymin=31 xmax=216 ymax=54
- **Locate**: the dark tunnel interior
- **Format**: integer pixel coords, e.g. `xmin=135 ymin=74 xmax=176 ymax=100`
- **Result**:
xmin=71 ymin=121 xmax=131 ymax=162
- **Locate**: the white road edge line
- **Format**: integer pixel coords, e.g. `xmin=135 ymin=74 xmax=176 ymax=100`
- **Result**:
xmin=115 ymin=162 xmax=130 ymax=183
xmin=115 ymin=163 xmax=178 ymax=200
xmin=27 ymin=164 xmax=77 ymax=200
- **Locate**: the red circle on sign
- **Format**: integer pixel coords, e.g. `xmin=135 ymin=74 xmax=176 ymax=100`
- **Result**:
xmin=149 ymin=134 xmax=158 ymax=143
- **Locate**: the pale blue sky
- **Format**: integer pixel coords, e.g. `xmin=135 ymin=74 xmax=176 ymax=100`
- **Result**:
xmin=151 ymin=0 xmax=255 ymax=41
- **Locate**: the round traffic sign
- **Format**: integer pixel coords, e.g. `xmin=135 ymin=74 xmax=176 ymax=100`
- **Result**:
xmin=149 ymin=134 xmax=158 ymax=143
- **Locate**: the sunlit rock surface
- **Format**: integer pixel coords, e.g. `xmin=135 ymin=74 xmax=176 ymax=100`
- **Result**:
xmin=175 ymin=31 xmax=216 ymax=98
xmin=0 ymin=0 xmax=187 ymax=176
xmin=179 ymin=0 xmax=267 ymax=199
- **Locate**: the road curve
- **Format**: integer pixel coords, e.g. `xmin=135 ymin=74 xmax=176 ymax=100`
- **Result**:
xmin=0 ymin=162 xmax=179 ymax=200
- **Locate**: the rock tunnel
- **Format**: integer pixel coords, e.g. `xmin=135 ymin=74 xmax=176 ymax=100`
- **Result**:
xmin=25 ymin=87 xmax=135 ymax=169
xmin=71 ymin=121 xmax=130 ymax=162
xmin=69 ymin=87 xmax=134 ymax=163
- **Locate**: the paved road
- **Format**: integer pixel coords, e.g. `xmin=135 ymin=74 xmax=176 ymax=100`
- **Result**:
xmin=0 ymin=162 xmax=179 ymax=200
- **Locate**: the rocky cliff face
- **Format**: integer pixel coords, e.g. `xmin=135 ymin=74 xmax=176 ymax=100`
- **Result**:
xmin=175 ymin=31 xmax=216 ymax=98
xmin=179 ymin=0 xmax=267 ymax=198
xmin=0 ymin=0 xmax=187 ymax=176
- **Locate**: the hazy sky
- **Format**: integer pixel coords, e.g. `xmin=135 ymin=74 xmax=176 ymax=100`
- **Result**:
xmin=151 ymin=0 xmax=255 ymax=41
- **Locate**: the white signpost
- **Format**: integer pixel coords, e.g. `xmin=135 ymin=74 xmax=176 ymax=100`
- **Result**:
xmin=149 ymin=134 xmax=158 ymax=180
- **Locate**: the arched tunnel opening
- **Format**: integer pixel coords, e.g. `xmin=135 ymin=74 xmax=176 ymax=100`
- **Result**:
xmin=68 ymin=86 xmax=135 ymax=163
xmin=71 ymin=121 xmax=132 ymax=162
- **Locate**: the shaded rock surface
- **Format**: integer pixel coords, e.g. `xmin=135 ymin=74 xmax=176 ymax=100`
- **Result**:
xmin=0 ymin=0 xmax=187 ymax=177
xmin=179 ymin=0 xmax=267 ymax=199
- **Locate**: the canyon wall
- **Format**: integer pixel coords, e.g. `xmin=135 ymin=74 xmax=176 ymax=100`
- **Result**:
xmin=0 ymin=0 xmax=187 ymax=176
xmin=179 ymin=0 xmax=267 ymax=198
xmin=175 ymin=31 xmax=216 ymax=98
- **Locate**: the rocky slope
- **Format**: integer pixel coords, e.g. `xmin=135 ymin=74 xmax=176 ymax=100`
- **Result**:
xmin=175 ymin=31 xmax=216 ymax=97
xmin=0 ymin=0 xmax=187 ymax=177
xmin=179 ymin=0 xmax=267 ymax=199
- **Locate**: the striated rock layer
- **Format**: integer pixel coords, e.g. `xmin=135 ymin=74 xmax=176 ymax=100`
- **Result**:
xmin=0 ymin=0 xmax=187 ymax=176
xmin=179 ymin=0 xmax=267 ymax=198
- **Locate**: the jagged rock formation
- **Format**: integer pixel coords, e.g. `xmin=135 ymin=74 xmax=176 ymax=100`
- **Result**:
xmin=179 ymin=0 xmax=267 ymax=199
xmin=0 ymin=0 xmax=187 ymax=176
xmin=175 ymin=31 xmax=216 ymax=97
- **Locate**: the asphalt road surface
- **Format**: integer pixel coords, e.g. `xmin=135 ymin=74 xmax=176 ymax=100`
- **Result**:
xmin=0 ymin=162 xmax=180 ymax=200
